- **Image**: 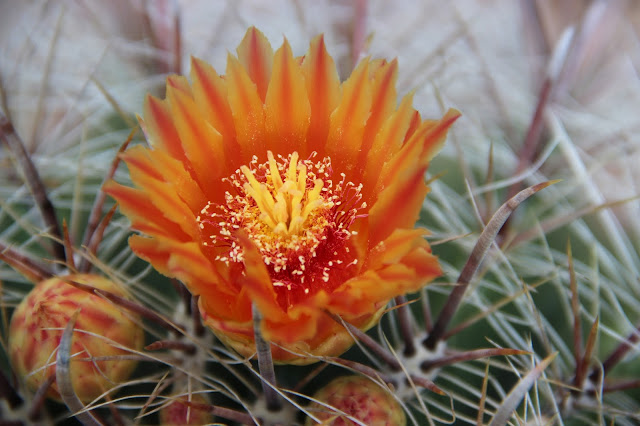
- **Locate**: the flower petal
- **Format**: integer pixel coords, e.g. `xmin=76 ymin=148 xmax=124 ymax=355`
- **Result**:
xmin=236 ymin=26 xmax=273 ymax=102
xmin=325 ymin=59 xmax=372 ymax=176
xmin=264 ymin=39 xmax=311 ymax=156
xmin=120 ymin=145 xmax=207 ymax=215
xmin=103 ymin=182 xmax=188 ymax=240
xmin=361 ymin=93 xmax=416 ymax=206
xmin=190 ymin=56 xmax=241 ymax=165
xmin=225 ymin=53 xmax=266 ymax=163
xmin=329 ymin=230 xmax=440 ymax=317
xmin=355 ymin=59 xmax=398 ymax=172
xmin=166 ymin=75 xmax=227 ymax=198
xmin=301 ymin=35 xmax=341 ymax=158
xmin=143 ymin=95 xmax=188 ymax=166
xmin=368 ymin=109 xmax=460 ymax=245
xmin=235 ymin=232 xmax=288 ymax=323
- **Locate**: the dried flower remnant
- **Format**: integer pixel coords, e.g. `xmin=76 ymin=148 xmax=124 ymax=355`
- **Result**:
xmin=306 ymin=375 xmax=405 ymax=425
xmin=105 ymin=26 xmax=459 ymax=363
xmin=8 ymin=274 xmax=144 ymax=403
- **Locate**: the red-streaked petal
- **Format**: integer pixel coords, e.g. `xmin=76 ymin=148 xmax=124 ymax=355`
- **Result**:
xmin=235 ymin=232 xmax=288 ymax=323
xmin=356 ymin=59 xmax=398 ymax=172
xmin=329 ymin=246 xmax=439 ymax=318
xmin=103 ymin=181 xmax=188 ymax=240
xmin=120 ymin=145 xmax=207 ymax=214
xmin=380 ymin=108 xmax=461 ymax=190
xmin=368 ymin=109 xmax=460 ymax=245
xmin=236 ymin=26 xmax=273 ymax=102
xmin=325 ymin=59 xmax=372 ymax=177
xmin=226 ymin=53 xmax=267 ymax=162
xmin=166 ymin=75 xmax=227 ymax=198
xmin=190 ymin=56 xmax=241 ymax=166
xmin=361 ymin=93 xmax=415 ymax=206
xmin=301 ymin=35 xmax=341 ymax=158
xmin=264 ymin=39 xmax=311 ymax=157
xmin=143 ymin=95 xmax=188 ymax=165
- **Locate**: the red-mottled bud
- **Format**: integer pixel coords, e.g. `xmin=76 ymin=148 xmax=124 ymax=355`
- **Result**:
xmin=306 ymin=376 xmax=406 ymax=426
xmin=9 ymin=274 xmax=144 ymax=402
xmin=159 ymin=393 xmax=213 ymax=425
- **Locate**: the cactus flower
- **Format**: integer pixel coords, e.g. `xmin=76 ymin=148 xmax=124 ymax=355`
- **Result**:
xmin=8 ymin=274 xmax=144 ymax=402
xmin=105 ymin=26 xmax=458 ymax=363
xmin=306 ymin=375 xmax=406 ymax=425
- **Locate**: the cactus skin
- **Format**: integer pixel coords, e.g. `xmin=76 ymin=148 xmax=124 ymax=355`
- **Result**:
xmin=306 ymin=375 xmax=406 ymax=426
xmin=8 ymin=274 xmax=144 ymax=403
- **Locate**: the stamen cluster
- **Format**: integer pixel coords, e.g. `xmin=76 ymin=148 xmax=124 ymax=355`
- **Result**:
xmin=197 ymin=151 xmax=366 ymax=307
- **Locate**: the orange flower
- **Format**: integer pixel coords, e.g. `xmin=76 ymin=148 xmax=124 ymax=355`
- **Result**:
xmin=105 ymin=27 xmax=459 ymax=364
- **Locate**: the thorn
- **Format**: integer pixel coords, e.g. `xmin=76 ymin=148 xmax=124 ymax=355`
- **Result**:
xmin=0 ymin=243 xmax=52 ymax=283
xmin=252 ymin=304 xmax=281 ymax=412
xmin=27 ymin=373 xmax=55 ymax=421
xmin=62 ymin=219 xmax=77 ymax=272
xmin=145 ymin=340 xmax=197 ymax=355
xmin=424 ymin=181 xmax=559 ymax=349
xmin=82 ymin=204 xmax=118 ymax=273
xmin=79 ymin=129 xmax=136 ymax=272
xmin=328 ymin=311 xmax=401 ymax=371
xmin=0 ymin=113 xmax=66 ymax=263
xmin=394 ymin=296 xmax=416 ymax=357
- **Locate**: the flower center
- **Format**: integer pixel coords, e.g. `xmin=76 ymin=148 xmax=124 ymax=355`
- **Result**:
xmin=197 ymin=151 xmax=366 ymax=307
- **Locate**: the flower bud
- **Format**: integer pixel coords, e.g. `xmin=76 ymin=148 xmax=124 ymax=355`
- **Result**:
xmin=159 ymin=393 xmax=212 ymax=425
xmin=306 ymin=375 xmax=406 ymax=425
xmin=9 ymin=274 xmax=144 ymax=402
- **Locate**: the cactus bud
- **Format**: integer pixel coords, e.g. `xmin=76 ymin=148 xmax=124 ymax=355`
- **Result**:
xmin=159 ymin=393 xmax=213 ymax=425
xmin=8 ymin=274 xmax=144 ymax=402
xmin=306 ymin=375 xmax=406 ymax=425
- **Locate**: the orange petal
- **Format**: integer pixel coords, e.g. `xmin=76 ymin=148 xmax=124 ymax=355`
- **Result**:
xmin=166 ymin=75 xmax=227 ymax=198
xmin=236 ymin=27 xmax=273 ymax=102
xmin=103 ymin=181 xmax=188 ymax=240
xmin=143 ymin=95 xmax=188 ymax=165
xmin=301 ymin=35 xmax=341 ymax=158
xmin=355 ymin=59 xmax=398 ymax=171
xmin=325 ymin=59 xmax=372 ymax=177
xmin=121 ymin=145 xmax=207 ymax=214
xmin=361 ymin=93 xmax=415 ymax=205
xmin=264 ymin=39 xmax=311 ymax=156
xmin=124 ymin=164 xmax=199 ymax=238
xmin=226 ymin=53 xmax=267 ymax=162
xmin=235 ymin=232 xmax=288 ymax=323
xmin=329 ymin=244 xmax=439 ymax=318
xmin=380 ymin=108 xmax=461 ymax=190
xmin=368 ymin=109 xmax=460 ymax=245
xmin=145 ymin=149 xmax=208 ymax=213
xmin=190 ymin=56 xmax=241 ymax=166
